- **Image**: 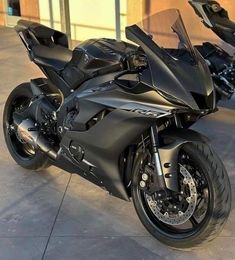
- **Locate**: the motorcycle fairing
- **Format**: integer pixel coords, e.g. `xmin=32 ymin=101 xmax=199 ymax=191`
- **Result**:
xmin=48 ymin=65 xmax=206 ymax=200
xmin=125 ymin=9 xmax=215 ymax=111
xmin=54 ymin=89 xmax=209 ymax=200
xmin=54 ymin=78 xmax=183 ymax=200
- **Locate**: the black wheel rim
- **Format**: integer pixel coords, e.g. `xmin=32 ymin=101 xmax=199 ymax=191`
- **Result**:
xmin=137 ymin=148 xmax=212 ymax=238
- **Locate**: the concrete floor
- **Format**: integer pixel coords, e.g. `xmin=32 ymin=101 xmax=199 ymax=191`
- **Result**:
xmin=0 ymin=26 xmax=235 ymax=260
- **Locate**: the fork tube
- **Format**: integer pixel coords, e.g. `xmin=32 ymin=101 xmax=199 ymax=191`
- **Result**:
xmin=150 ymin=124 xmax=166 ymax=189
xmin=174 ymin=114 xmax=182 ymax=128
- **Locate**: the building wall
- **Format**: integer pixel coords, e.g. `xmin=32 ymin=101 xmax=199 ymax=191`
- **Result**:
xmin=0 ymin=0 xmax=4 ymax=25
xmin=19 ymin=0 xmax=40 ymax=22
xmin=38 ymin=0 xmax=127 ymax=41
xmin=127 ymin=0 xmax=142 ymax=26
xmin=69 ymin=0 xmax=116 ymax=41
xmin=39 ymin=0 xmax=61 ymax=30
xmin=0 ymin=0 xmax=39 ymax=26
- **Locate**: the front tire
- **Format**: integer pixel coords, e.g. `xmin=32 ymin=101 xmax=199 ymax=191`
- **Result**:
xmin=3 ymin=83 xmax=51 ymax=171
xmin=132 ymin=142 xmax=231 ymax=249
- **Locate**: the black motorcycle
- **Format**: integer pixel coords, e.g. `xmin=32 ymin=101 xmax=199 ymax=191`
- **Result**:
xmin=3 ymin=9 xmax=231 ymax=249
xmin=189 ymin=0 xmax=235 ymax=100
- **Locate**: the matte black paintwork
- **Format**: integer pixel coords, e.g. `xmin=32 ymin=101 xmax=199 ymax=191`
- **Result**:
xmin=125 ymin=24 xmax=215 ymax=111
xmin=13 ymin=12 xmax=217 ymax=201
xmin=55 ymin=109 xmax=210 ymax=200
xmin=31 ymin=45 xmax=73 ymax=71
xmin=15 ymin=17 xmax=215 ymax=110
xmin=61 ymin=110 xmax=154 ymax=200
xmin=62 ymin=38 xmax=137 ymax=89
xmin=54 ymin=71 xmax=207 ymax=199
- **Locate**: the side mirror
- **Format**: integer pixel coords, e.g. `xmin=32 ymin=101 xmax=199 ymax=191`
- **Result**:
xmin=211 ymin=3 xmax=222 ymax=13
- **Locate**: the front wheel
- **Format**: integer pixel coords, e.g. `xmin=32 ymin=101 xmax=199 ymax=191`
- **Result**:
xmin=132 ymin=142 xmax=231 ymax=249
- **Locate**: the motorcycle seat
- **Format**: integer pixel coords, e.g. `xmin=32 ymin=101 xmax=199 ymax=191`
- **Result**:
xmin=15 ymin=20 xmax=72 ymax=71
xmin=30 ymin=44 xmax=73 ymax=71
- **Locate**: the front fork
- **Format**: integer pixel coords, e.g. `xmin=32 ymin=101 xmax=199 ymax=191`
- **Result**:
xmin=139 ymin=124 xmax=170 ymax=196
xmin=141 ymin=121 xmax=182 ymax=195
xmin=149 ymin=115 xmax=183 ymax=193
xmin=149 ymin=124 xmax=167 ymax=191
xmin=140 ymin=123 xmax=209 ymax=195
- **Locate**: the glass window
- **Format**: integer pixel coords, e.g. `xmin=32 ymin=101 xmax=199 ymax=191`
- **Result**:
xmin=7 ymin=0 xmax=21 ymax=16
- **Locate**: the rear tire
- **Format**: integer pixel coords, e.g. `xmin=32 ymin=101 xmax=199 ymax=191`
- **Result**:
xmin=132 ymin=141 xmax=231 ymax=249
xmin=3 ymin=83 xmax=51 ymax=171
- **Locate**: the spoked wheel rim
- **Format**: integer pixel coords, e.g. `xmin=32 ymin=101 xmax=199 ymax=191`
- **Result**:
xmin=137 ymin=148 xmax=212 ymax=238
xmin=5 ymin=95 xmax=36 ymax=160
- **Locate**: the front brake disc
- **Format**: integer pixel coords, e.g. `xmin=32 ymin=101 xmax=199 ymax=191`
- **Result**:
xmin=145 ymin=164 xmax=197 ymax=225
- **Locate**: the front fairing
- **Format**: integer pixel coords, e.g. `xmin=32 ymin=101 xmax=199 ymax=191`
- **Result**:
xmin=157 ymin=48 xmax=215 ymax=109
xmin=126 ymin=9 xmax=215 ymax=111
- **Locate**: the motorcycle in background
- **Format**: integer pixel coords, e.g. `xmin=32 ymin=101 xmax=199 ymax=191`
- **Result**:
xmin=189 ymin=0 xmax=235 ymax=101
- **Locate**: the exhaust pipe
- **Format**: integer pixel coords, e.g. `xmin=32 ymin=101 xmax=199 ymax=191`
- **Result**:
xmin=15 ymin=117 xmax=58 ymax=160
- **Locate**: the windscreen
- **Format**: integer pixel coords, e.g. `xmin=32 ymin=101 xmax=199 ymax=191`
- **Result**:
xmin=137 ymin=9 xmax=197 ymax=64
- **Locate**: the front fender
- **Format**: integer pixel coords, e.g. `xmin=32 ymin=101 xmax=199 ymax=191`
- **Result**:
xmin=158 ymin=128 xmax=209 ymax=191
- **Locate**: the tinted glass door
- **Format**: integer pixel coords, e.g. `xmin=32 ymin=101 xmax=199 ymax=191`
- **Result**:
xmin=4 ymin=0 xmax=22 ymax=26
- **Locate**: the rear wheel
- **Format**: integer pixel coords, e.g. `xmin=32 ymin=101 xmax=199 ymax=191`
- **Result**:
xmin=132 ymin=142 xmax=231 ymax=249
xmin=3 ymin=83 xmax=51 ymax=170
